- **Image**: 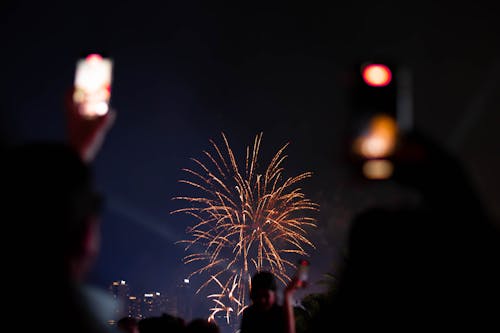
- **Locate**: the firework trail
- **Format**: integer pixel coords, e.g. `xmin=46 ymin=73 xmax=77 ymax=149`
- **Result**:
xmin=172 ymin=132 xmax=319 ymax=323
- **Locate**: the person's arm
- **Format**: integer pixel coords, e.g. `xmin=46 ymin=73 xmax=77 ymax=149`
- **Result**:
xmin=65 ymin=88 xmax=116 ymax=163
xmin=283 ymin=278 xmax=300 ymax=333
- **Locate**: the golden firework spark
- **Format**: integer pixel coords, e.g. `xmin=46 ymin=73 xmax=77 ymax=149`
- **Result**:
xmin=172 ymin=132 xmax=319 ymax=323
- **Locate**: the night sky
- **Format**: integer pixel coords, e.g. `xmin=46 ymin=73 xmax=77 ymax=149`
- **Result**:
xmin=2 ymin=0 xmax=499 ymax=319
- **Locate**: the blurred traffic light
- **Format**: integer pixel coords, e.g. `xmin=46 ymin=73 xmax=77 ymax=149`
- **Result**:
xmin=346 ymin=60 xmax=412 ymax=179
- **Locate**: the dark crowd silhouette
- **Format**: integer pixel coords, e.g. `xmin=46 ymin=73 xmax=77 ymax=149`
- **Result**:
xmin=312 ymin=130 xmax=500 ymax=331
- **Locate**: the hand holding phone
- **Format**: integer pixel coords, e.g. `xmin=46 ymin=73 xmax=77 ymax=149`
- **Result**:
xmin=67 ymin=53 xmax=115 ymax=162
xmin=296 ymin=259 xmax=310 ymax=288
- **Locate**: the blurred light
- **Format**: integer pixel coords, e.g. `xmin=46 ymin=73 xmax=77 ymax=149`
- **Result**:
xmin=156 ymin=292 xmax=160 ymax=296
xmin=362 ymin=159 xmax=394 ymax=179
xmin=95 ymin=102 xmax=109 ymax=115
xmin=120 ymin=280 xmax=126 ymax=285
xmin=73 ymin=89 xmax=85 ymax=103
xmin=74 ymin=54 xmax=112 ymax=119
xmin=129 ymin=296 xmax=137 ymax=300
xmin=75 ymin=58 xmax=112 ymax=92
xmin=112 ymin=281 xmax=119 ymax=286
xmin=360 ymin=135 xmax=389 ymax=157
xmin=362 ymin=64 xmax=392 ymax=87
xmin=184 ymin=278 xmax=190 ymax=283
xmin=353 ymin=114 xmax=398 ymax=158
xmin=144 ymin=293 xmax=153 ymax=297
xmin=86 ymin=53 xmax=103 ymax=62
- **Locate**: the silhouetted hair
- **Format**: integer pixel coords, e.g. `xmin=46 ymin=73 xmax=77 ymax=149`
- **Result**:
xmin=3 ymin=143 xmax=101 ymax=264
xmin=250 ymin=271 xmax=277 ymax=300
xmin=138 ymin=314 xmax=185 ymax=333
xmin=117 ymin=316 xmax=138 ymax=332
xmin=187 ymin=318 xmax=220 ymax=333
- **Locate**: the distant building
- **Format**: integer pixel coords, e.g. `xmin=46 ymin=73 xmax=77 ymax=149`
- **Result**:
xmin=176 ymin=278 xmax=192 ymax=320
xmin=109 ymin=280 xmax=130 ymax=319
xmin=165 ymin=295 xmax=178 ymax=317
xmin=128 ymin=295 xmax=143 ymax=319
xmin=107 ymin=280 xmax=185 ymax=321
xmin=143 ymin=292 xmax=165 ymax=317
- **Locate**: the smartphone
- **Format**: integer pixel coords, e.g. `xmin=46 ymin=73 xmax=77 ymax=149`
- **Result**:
xmin=296 ymin=259 xmax=310 ymax=288
xmin=73 ymin=53 xmax=113 ymax=118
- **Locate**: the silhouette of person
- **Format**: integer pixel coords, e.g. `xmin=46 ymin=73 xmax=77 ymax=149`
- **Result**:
xmin=240 ymin=271 xmax=300 ymax=333
xmin=3 ymin=90 xmax=116 ymax=333
xmin=186 ymin=318 xmax=220 ymax=333
xmin=117 ymin=317 xmax=140 ymax=333
xmin=318 ymin=130 xmax=500 ymax=330
xmin=138 ymin=313 xmax=186 ymax=333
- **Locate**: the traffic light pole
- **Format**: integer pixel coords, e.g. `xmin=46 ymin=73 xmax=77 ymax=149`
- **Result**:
xmin=396 ymin=66 xmax=414 ymax=133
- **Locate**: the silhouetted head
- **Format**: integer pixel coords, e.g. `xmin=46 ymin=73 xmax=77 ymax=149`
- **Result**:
xmin=3 ymin=142 xmax=102 ymax=281
xmin=391 ymin=130 xmax=453 ymax=187
xmin=138 ymin=314 xmax=186 ymax=333
xmin=391 ymin=129 xmax=485 ymax=216
xmin=117 ymin=317 xmax=139 ymax=333
xmin=186 ymin=318 xmax=220 ymax=333
xmin=250 ymin=271 xmax=277 ymax=310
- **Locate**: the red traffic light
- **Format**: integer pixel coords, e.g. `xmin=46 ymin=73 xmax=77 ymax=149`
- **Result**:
xmin=362 ymin=64 xmax=392 ymax=87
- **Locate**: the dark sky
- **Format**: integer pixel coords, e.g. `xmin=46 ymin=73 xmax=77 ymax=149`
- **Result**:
xmin=2 ymin=0 xmax=499 ymax=319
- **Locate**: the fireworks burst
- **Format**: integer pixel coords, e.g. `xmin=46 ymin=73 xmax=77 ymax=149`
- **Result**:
xmin=172 ymin=132 xmax=319 ymax=323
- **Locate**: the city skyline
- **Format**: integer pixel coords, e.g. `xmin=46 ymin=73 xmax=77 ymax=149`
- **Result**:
xmin=107 ymin=278 xmax=193 ymax=322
